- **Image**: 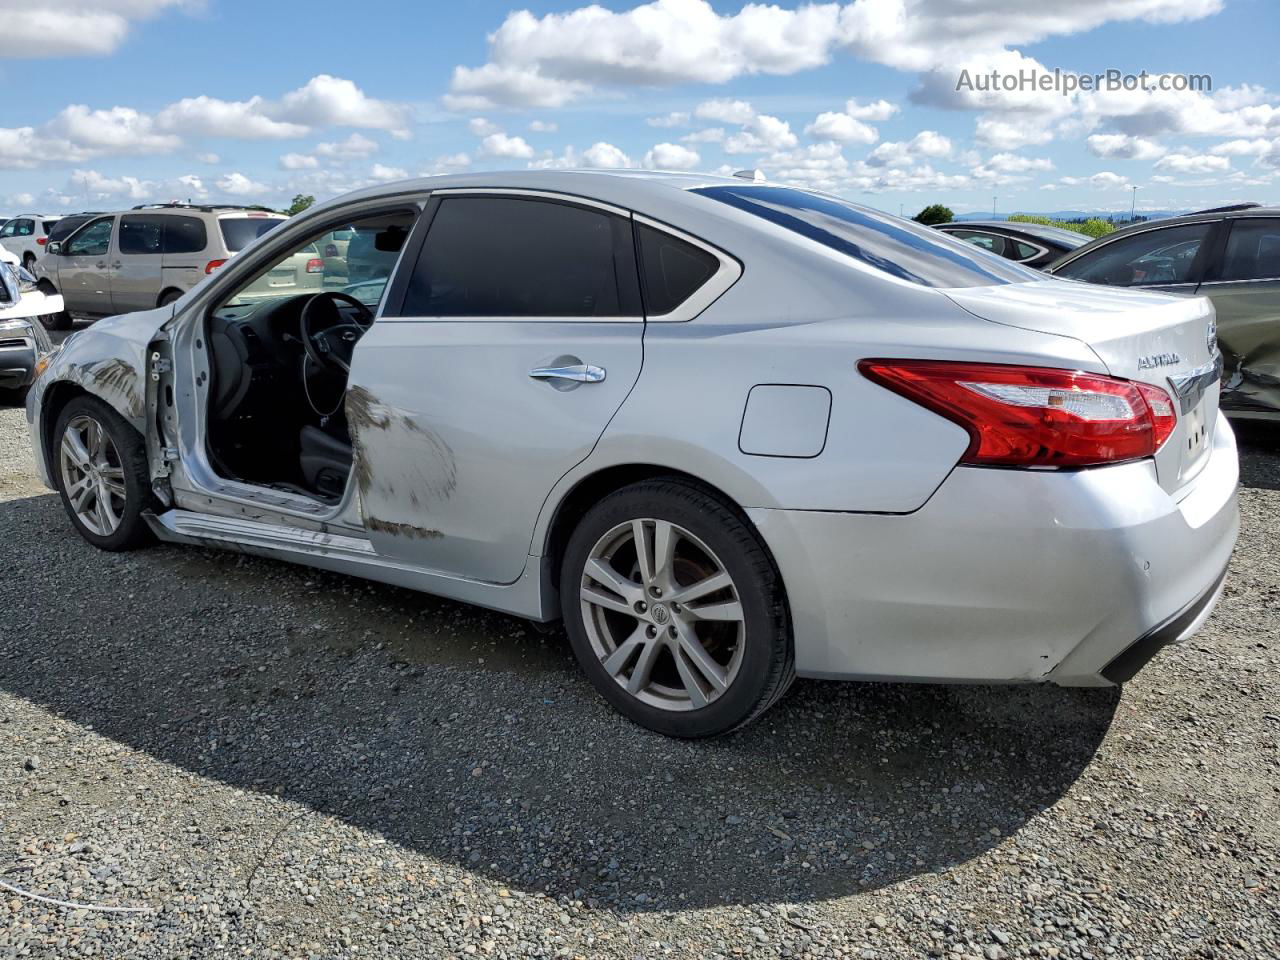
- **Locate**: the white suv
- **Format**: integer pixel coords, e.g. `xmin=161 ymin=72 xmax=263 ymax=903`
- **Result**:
xmin=0 ymin=214 xmax=62 ymax=273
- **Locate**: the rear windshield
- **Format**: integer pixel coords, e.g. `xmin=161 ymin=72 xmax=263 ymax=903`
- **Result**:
xmin=219 ymin=216 xmax=283 ymax=252
xmin=693 ymin=185 xmax=1038 ymax=288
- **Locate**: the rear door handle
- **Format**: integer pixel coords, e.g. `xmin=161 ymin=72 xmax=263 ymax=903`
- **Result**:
xmin=528 ymin=364 xmax=606 ymax=383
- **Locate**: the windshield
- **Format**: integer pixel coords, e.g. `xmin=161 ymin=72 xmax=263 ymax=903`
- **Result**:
xmin=219 ymin=216 xmax=284 ymax=252
xmin=694 ymin=185 xmax=1039 ymax=288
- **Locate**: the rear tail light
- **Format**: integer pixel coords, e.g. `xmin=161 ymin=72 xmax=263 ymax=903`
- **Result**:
xmin=305 ymin=257 xmax=324 ymax=274
xmin=205 ymin=259 xmax=227 ymax=274
xmin=36 ymin=237 xmax=47 ymax=246
xmin=859 ymin=359 xmax=1177 ymax=467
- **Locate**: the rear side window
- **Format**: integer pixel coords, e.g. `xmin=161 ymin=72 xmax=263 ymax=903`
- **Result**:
xmin=694 ymin=185 xmax=1037 ymax=288
xmin=41 ymin=221 xmax=55 ymax=236
xmin=636 ymin=224 xmax=720 ymax=315
xmin=219 ymin=216 xmax=283 ymax=252
xmin=1055 ymin=222 xmax=1213 ymax=286
xmin=948 ymin=230 xmax=1008 ymax=257
xmin=119 ymin=215 xmax=164 ymax=254
xmin=164 ymin=215 xmax=207 ymax=254
xmin=400 ymin=196 xmax=640 ymax=317
xmin=1216 ymin=219 xmax=1280 ymax=282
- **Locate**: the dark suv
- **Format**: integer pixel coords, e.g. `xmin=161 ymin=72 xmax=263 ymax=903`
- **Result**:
xmin=1048 ymin=203 xmax=1280 ymax=420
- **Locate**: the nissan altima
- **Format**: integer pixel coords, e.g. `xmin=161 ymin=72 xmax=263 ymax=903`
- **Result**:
xmin=25 ymin=171 xmax=1239 ymax=737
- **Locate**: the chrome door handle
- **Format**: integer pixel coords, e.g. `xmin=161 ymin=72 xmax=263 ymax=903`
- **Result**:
xmin=528 ymin=364 xmax=606 ymax=383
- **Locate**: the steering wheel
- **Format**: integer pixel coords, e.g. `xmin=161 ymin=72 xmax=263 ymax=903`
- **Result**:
xmin=300 ymin=292 xmax=374 ymax=375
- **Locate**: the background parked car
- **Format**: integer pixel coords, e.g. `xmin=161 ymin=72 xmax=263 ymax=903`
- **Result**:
xmin=0 ymin=214 xmax=62 ymax=274
xmin=0 ymin=248 xmax=57 ymax=404
xmin=934 ymin=220 xmax=1089 ymax=268
xmin=35 ymin=204 xmax=286 ymax=330
xmin=1047 ymin=203 xmax=1280 ymax=420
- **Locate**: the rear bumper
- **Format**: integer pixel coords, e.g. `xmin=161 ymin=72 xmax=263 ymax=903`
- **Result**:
xmin=0 ymin=334 xmax=39 ymax=390
xmin=747 ymin=413 xmax=1240 ymax=686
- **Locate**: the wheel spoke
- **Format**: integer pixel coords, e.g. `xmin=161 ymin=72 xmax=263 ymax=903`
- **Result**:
xmin=68 ymin=475 xmax=94 ymax=512
xmin=600 ymin=626 xmax=646 ymax=677
xmin=626 ymin=636 xmax=663 ymax=694
xmin=61 ymin=431 xmax=91 ymax=470
xmin=672 ymin=647 xmax=710 ymax=709
xmin=582 ymin=585 xmax=636 ymax=617
xmin=683 ymin=600 xmax=744 ymax=623
xmin=86 ymin=419 xmax=104 ymax=459
xmin=672 ymin=620 xmax=729 ymax=696
xmin=99 ymin=466 xmax=127 ymax=499
xmin=95 ymin=488 xmax=117 ymax=532
xmin=652 ymin=520 xmax=677 ymax=589
xmin=668 ymin=570 xmax=733 ymax=605
xmin=632 ymin=520 xmax=655 ymax=587
xmin=584 ymin=557 xmax=643 ymax=604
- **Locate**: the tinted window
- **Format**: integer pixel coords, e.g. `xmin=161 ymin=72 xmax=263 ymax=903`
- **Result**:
xmin=636 ymin=224 xmax=721 ymax=315
xmin=1055 ymin=222 xmax=1212 ymax=286
xmin=694 ymin=185 xmax=1036 ymax=287
xmin=219 ymin=216 xmax=283 ymax=252
xmin=119 ymin=215 xmax=164 ymax=254
xmin=164 ymin=215 xmax=207 ymax=254
xmin=41 ymin=221 xmax=56 ymax=236
xmin=65 ymin=218 xmax=114 ymax=257
xmin=0 ymin=221 xmax=13 ymax=238
xmin=948 ymin=230 xmax=1008 ymax=257
xmin=401 ymin=196 xmax=637 ymax=317
xmin=14 ymin=219 xmax=34 ymax=237
xmin=48 ymin=216 xmax=94 ymax=244
xmin=1217 ymin=218 xmax=1280 ymax=282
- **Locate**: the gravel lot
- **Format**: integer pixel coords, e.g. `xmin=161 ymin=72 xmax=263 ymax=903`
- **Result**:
xmin=1 ymin=368 xmax=1277 ymax=958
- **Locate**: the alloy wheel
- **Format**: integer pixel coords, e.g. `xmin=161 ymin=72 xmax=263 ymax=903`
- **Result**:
xmin=580 ymin=518 xmax=746 ymax=711
xmin=59 ymin=414 xmax=127 ymax=537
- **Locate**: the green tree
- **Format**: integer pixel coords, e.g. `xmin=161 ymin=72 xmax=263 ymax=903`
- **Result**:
xmin=912 ymin=204 xmax=954 ymax=225
xmin=284 ymin=194 xmax=316 ymax=216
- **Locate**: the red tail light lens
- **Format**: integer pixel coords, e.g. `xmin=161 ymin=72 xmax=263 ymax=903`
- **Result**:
xmin=306 ymin=257 xmax=324 ymax=274
xmin=205 ymin=259 xmax=227 ymax=274
xmin=36 ymin=236 xmax=47 ymax=246
xmin=859 ymin=359 xmax=1178 ymax=467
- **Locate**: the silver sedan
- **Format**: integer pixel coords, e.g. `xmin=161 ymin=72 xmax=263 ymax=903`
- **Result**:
xmin=25 ymin=171 xmax=1239 ymax=737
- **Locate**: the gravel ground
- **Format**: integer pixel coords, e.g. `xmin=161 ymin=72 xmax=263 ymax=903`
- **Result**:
xmin=0 ymin=379 xmax=1277 ymax=959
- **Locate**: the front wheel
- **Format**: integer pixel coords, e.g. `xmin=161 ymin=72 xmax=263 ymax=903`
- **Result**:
xmin=560 ymin=479 xmax=794 ymax=738
xmin=53 ymin=395 xmax=154 ymax=551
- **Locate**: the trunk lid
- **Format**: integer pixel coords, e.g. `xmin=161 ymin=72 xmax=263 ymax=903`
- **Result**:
xmin=944 ymin=278 xmax=1222 ymax=494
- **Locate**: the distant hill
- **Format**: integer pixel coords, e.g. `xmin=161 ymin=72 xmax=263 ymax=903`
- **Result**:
xmin=953 ymin=209 xmax=1191 ymax=223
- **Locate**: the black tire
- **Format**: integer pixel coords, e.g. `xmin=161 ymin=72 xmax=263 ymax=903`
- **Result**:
xmin=52 ymin=395 xmax=154 ymax=551
xmin=560 ymin=478 xmax=794 ymax=738
xmin=158 ymin=289 xmax=182 ymax=307
xmin=22 ymin=254 xmax=36 ymax=275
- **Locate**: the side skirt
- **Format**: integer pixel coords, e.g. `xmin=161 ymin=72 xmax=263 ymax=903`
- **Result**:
xmin=145 ymin=509 xmax=551 ymax=620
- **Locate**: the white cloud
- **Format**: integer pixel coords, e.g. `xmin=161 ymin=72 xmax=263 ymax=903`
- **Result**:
xmin=469 ymin=117 xmax=502 ymax=137
xmin=647 ymin=112 xmax=690 ymax=128
xmin=280 ymin=152 xmax=319 ymax=170
xmin=1154 ymin=152 xmax=1231 ymax=173
xmin=805 ymin=111 xmax=878 ymax=145
xmin=1058 ymin=171 xmax=1133 ymax=189
xmin=315 ymin=132 xmax=380 ymax=158
xmin=724 ymin=115 xmax=798 ymax=155
xmin=867 ymin=131 xmax=952 ymax=167
xmin=695 ymin=99 xmax=757 ymax=125
xmin=643 ymin=142 xmax=700 ymax=170
xmin=682 ymin=127 xmax=725 ymax=144
xmin=156 ymin=95 xmax=309 ymax=140
xmin=445 ymin=0 xmax=1222 ymax=107
xmin=1086 ymin=133 xmax=1166 ymax=160
xmin=45 ymin=105 xmax=181 ymax=153
xmin=216 ymin=172 xmax=268 ymax=196
xmin=0 ymin=1 xmax=192 ymax=58
xmin=277 ymin=75 xmax=410 ymax=137
xmin=196 ymin=152 xmax=220 ymax=165
xmin=583 ymin=141 xmax=633 ymax=168
xmin=1210 ymin=138 xmax=1275 ymax=157
xmin=368 ymin=163 xmax=409 ymax=182
xmin=529 ymin=120 xmax=559 ymax=132
xmin=974 ymin=115 xmax=1055 ymax=150
xmin=423 ymin=152 xmax=472 ymax=175
xmin=844 ymin=98 xmax=898 ymax=122
xmin=68 ymin=168 xmax=156 ymax=201
xmin=480 ymin=132 xmax=536 ymax=159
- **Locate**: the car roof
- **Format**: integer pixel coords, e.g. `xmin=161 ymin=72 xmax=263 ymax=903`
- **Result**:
xmin=940 ymin=220 xmax=1090 ymax=247
xmin=1103 ymin=205 xmax=1280 ymax=238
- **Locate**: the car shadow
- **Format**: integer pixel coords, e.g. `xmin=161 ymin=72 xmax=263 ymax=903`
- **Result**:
xmin=0 ymin=493 xmax=1117 ymax=911
xmin=1235 ymin=421 xmax=1280 ymax=492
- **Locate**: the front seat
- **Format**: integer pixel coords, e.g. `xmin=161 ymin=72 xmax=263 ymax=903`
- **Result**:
xmin=299 ymin=425 xmax=353 ymax=498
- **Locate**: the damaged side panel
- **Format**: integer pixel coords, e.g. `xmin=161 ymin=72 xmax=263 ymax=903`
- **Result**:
xmin=1209 ymin=279 xmax=1280 ymax=417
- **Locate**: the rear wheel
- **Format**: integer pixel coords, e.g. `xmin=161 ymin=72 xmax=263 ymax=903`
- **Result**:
xmin=36 ymin=281 xmax=72 ymax=331
xmin=53 ymin=395 xmax=154 ymax=551
xmin=560 ymin=479 xmax=794 ymax=737
xmin=158 ymin=289 xmax=182 ymax=307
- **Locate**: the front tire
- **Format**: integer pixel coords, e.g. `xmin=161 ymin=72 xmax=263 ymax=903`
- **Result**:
xmin=53 ymin=395 xmax=154 ymax=551
xmin=560 ymin=479 xmax=794 ymax=738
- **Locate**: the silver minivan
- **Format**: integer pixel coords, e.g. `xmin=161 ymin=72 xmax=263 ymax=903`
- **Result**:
xmin=35 ymin=204 xmax=287 ymax=329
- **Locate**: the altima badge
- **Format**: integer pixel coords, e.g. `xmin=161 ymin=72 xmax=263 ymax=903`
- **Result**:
xmin=1137 ymin=353 xmax=1183 ymax=370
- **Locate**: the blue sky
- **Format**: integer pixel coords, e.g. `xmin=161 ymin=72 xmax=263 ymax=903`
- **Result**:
xmin=3 ymin=0 xmax=1278 ymax=216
